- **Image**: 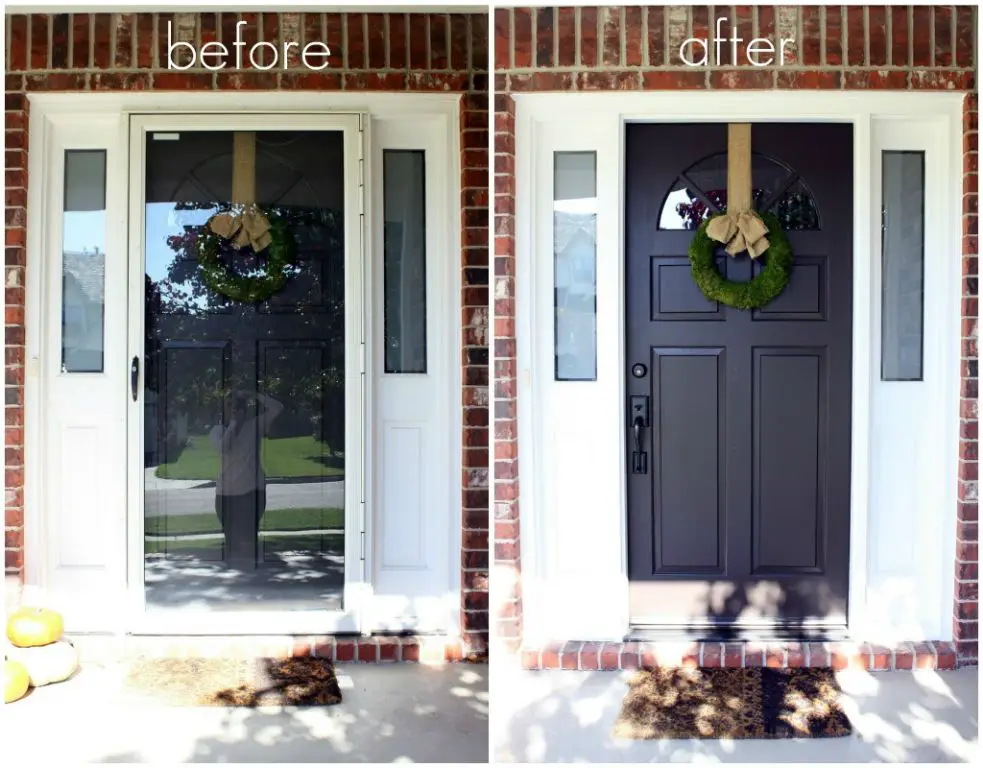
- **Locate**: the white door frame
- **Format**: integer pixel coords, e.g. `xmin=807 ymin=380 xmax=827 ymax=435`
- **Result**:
xmin=126 ymin=112 xmax=365 ymax=634
xmin=513 ymin=91 xmax=964 ymax=646
xmin=23 ymin=92 xmax=463 ymax=637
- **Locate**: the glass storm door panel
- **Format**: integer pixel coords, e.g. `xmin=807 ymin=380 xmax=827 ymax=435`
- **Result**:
xmin=142 ymin=130 xmax=346 ymax=613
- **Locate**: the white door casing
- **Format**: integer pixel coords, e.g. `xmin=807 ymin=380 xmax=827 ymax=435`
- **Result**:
xmin=513 ymin=91 xmax=963 ymax=645
xmin=24 ymin=92 xmax=462 ymax=636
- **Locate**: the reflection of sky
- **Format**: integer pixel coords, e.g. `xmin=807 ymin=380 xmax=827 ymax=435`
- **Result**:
xmin=146 ymin=202 xmax=216 ymax=281
xmin=661 ymin=189 xmax=695 ymax=229
xmin=63 ymin=211 xmax=105 ymax=253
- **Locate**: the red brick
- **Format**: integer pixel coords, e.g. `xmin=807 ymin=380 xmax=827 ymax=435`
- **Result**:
xmin=912 ymin=6 xmax=932 ymax=66
xmin=601 ymin=7 xmax=620 ymax=67
xmin=30 ymin=13 xmax=48 ymax=70
xmin=709 ymin=70 xmax=772 ymax=89
xmin=493 ymin=9 xmax=510 ymax=70
xmin=778 ymin=71 xmax=840 ymax=89
xmin=825 ymin=6 xmax=843 ymax=65
xmin=870 ymin=645 xmax=892 ymax=671
xmin=620 ymin=642 xmax=642 ymax=670
xmin=152 ymin=72 xmax=212 ymax=90
xmin=955 ymin=6 xmax=974 ymax=68
xmin=723 ymin=642 xmax=743 ymax=668
xmin=801 ymin=6 xmax=821 ymax=66
xmin=8 ymin=15 xmax=27 ymax=71
xmin=580 ymin=7 xmax=597 ymax=67
xmin=765 ymin=645 xmax=786 ymax=668
xmin=579 ymin=642 xmax=601 ymax=671
xmin=430 ymin=13 xmax=448 ymax=70
xmin=556 ymin=7 xmax=576 ymax=68
xmin=734 ymin=6 xmax=753 ymax=66
xmin=335 ymin=640 xmax=356 ymax=662
xmin=935 ymin=7 xmax=953 ymax=67
xmin=50 ymin=14 xmax=69 ymax=69
xmin=647 ymin=6 xmax=664 ymax=66
xmin=578 ymin=71 xmax=638 ymax=91
xmin=560 ymin=642 xmax=580 ymax=670
xmin=599 ymin=643 xmax=620 ymax=671
xmin=136 ymin=13 xmax=153 ymax=68
xmin=701 ymin=642 xmax=723 ymax=668
xmin=890 ymin=6 xmax=908 ymax=66
xmin=911 ymin=71 xmax=975 ymax=91
xmin=514 ymin=8 xmax=532 ymax=68
xmin=535 ymin=7 xmax=553 ymax=68
xmin=913 ymin=642 xmax=938 ymax=670
xmin=624 ymin=7 xmax=642 ymax=67
xmin=846 ymin=6 xmax=864 ymax=66
xmin=93 ymin=13 xmax=111 ymax=69
xmin=844 ymin=70 xmax=909 ymax=89
xmin=642 ymin=70 xmax=705 ymax=90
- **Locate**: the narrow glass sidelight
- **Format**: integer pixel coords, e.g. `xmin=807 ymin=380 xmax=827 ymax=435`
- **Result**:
xmin=383 ymin=150 xmax=427 ymax=374
xmin=61 ymin=150 xmax=107 ymax=373
xmin=881 ymin=151 xmax=926 ymax=382
xmin=553 ymin=151 xmax=598 ymax=381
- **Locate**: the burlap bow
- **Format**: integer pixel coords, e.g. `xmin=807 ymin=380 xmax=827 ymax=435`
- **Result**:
xmin=706 ymin=210 xmax=771 ymax=259
xmin=206 ymin=204 xmax=272 ymax=252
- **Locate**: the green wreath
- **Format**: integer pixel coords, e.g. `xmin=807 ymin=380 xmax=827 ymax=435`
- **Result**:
xmin=689 ymin=210 xmax=792 ymax=310
xmin=196 ymin=212 xmax=296 ymax=304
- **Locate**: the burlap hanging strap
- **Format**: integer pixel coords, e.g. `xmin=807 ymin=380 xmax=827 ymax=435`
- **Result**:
xmin=206 ymin=132 xmax=272 ymax=252
xmin=705 ymin=123 xmax=770 ymax=259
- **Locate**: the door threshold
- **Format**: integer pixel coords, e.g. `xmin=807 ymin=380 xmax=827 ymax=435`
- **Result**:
xmin=626 ymin=626 xmax=851 ymax=643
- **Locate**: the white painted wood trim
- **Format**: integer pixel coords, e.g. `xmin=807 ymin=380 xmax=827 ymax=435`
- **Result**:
xmin=513 ymin=90 xmax=965 ymax=644
xmin=22 ymin=92 xmax=463 ymax=636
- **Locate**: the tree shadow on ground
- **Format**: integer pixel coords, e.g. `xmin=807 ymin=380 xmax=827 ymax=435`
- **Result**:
xmin=495 ymin=664 xmax=978 ymax=763
xmin=11 ymin=663 xmax=488 ymax=765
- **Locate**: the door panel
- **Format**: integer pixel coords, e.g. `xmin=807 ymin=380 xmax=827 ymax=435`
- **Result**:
xmin=626 ymin=123 xmax=853 ymax=635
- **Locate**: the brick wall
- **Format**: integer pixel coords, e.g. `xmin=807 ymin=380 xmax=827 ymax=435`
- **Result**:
xmin=492 ymin=5 xmax=978 ymax=664
xmin=3 ymin=10 xmax=489 ymax=655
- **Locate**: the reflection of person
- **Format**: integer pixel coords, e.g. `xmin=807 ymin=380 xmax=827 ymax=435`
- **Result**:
xmin=209 ymin=389 xmax=284 ymax=570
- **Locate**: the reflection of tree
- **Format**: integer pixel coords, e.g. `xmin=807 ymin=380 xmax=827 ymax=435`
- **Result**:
xmin=675 ymin=187 xmax=819 ymax=232
xmin=145 ymin=202 xmax=346 ymax=456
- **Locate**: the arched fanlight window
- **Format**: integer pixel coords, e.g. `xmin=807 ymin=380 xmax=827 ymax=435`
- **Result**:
xmin=658 ymin=151 xmax=821 ymax=231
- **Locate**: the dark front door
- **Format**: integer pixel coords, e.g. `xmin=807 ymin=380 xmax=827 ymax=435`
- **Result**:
xmin=625 ymin=123 xmax=853 ymax=637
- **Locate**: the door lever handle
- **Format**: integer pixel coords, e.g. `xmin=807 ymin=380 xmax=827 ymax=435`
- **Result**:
xmin=632 ymin=415 xmax=644 ymax=453
xmin=131 ymin=356 xmax=140 ymax=402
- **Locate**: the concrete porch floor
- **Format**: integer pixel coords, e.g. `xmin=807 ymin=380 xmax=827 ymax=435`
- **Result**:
xmin=3 ymin=660 xmax=489 ymax=763
xmin=493 ymin=665 xmax=979 ymax=763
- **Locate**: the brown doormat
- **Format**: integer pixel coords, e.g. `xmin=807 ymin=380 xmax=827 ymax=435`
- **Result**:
xmin=122 ymin=657 xmax=343 ymax=707
xmin=614 ymin=667 xmax=852 ymax=740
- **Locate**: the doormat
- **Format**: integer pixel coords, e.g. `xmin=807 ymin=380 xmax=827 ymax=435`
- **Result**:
xmin=613 ymin=667 xmax=851 ymax=740
xmin=122 ymin=657 xmax=342 ymax=707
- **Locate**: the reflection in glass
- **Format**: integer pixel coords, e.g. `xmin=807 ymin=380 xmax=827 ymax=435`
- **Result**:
xmin=61 ymin=150 xmax=107 ymax=373
xmin=383 ymin=150 xmax=427 ymax=373
xmin=554 ymin=151 xmax=597 ymax=381
xmin=881 ymin=151 xmax=925 ymax=382
xmin=143 ymin=130 xmax=346 ymax=613
xmin=659 ymin=152 xmax=820 ymax=232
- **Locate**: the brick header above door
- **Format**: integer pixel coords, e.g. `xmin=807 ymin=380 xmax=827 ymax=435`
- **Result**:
xmin=494 ymin=5 xmax=976 ymax=90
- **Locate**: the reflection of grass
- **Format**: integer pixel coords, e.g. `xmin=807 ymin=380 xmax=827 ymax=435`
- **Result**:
xmin=144 ymin=533 xmax=344 ymax=556
xmin=155 ymin=435 xmax=344 ymax=480
xmin=144 ymin=507 xmax=344 ymax=537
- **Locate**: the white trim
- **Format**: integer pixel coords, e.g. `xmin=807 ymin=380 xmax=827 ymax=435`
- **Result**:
xmin=513 ymin=90 xmax=964 ymax=645
xmin=23 ymin=91 xmax=463 ymax=637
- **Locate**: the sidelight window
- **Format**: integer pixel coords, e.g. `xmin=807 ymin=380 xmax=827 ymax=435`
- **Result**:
xmin=553 ymin=151 xmax=598 ymax=381
xmin=61 ymin=150 xmax=108 ymax=373
xmin=880 ymin=150 xmax=926 ymax=382
xmin=383 ymin=150 xmax=428 ymax=374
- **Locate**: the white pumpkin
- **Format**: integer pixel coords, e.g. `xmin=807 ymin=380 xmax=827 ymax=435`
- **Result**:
xmin=5 ymin=640 xmax=78 ymax=687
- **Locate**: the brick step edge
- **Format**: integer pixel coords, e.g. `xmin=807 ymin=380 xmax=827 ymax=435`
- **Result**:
xmin=60 ymin=635 xmax=486 ymax=665
xmin=520 ymin=640 xmax=974 ymax=672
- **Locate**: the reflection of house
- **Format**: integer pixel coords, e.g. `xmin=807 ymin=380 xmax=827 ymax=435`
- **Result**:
xmin=61 ymin=248 xmax=105 ymax=372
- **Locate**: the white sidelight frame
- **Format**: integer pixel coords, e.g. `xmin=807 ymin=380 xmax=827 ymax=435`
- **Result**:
xmin=23 ymin=92 xmax=463 ymax=637
xmin=514 ymin=91 xmax=964 ymax=646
